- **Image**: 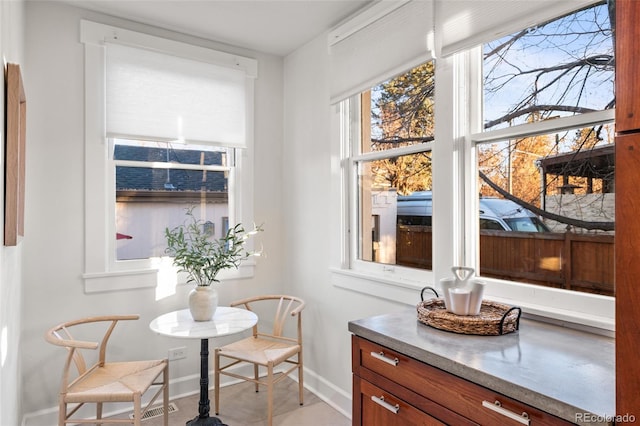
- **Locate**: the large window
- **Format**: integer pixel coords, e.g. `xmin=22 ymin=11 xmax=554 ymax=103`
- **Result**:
xmin=337 ymin=0 xmax=614 ymax=328
xmin=81 ymin=21 xmax=257 ymax=292
xmin=475 ymin=1 xmax=615 ymax=297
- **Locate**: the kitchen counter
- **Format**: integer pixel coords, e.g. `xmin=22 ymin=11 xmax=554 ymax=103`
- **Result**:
xmin=349 ymin=308 xmax=615 ymax=425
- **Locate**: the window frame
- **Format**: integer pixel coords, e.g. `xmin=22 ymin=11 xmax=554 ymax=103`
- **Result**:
xmin=80 ymin=20 xmax=257 ymax=293
xmin=341 ymin=91 xmax=437 ymax=286
xmin=334 ymin=26 xmax=614 ymax=332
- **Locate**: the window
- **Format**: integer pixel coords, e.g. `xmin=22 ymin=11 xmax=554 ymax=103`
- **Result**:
xmin=113 ymin=139 xmax=232 ymax=262
xmin=343 ymin=61 xmax=435 ymax=281
xmin=475 ymin=1 xmax=615 ymax=294
xmin=336 ymin=0 xmax=614 ymax=328
xmin=81 ymin=21 xmax=257 ymax=292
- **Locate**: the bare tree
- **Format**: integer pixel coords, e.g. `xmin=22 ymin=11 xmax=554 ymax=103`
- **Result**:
xmin=370 ymin=1 xmax=614 ymax=231
xmin=479 ymin=1 xmax=614 ymax=232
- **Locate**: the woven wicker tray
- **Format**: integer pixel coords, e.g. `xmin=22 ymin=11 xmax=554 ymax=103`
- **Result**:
xmin=417 ymin=297 xmax=522 ymax=336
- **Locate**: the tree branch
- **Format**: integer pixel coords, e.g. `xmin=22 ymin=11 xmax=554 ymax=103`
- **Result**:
xmin=484 ymin=104 xmax=600 ymax=129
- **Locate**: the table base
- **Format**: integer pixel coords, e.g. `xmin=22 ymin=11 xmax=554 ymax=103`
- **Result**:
xmin=186 ymin=415 xmax=228 ymax=426
xmin=184 ymin=339 xmax=229 ymax=426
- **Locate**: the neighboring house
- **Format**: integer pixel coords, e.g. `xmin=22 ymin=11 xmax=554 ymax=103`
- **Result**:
xmin=539 ymin=144 xmax=615 ymax=233
xmin=115 ymin=145 xmax=230 ymax=260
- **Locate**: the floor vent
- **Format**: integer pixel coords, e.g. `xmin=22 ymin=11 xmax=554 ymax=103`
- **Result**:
xmin=129 ymin=402 xmax=178 ymax=421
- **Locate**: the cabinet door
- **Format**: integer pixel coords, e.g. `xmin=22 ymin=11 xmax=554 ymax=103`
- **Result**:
xmin=355 ymin=375 xmax=445 ymax=426
xmin=615 ymin=132 xmax=640 ymax=413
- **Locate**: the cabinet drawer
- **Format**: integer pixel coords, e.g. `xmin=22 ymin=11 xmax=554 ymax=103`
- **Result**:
xmin=356 ymin=375 xmax=445 ymax=426
xmin=353 ymin=336 xmax=574 ymax=426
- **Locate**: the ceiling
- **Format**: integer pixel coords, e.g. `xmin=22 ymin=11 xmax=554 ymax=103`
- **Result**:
xmin=61 ymin=0 xmax=371 ymax=56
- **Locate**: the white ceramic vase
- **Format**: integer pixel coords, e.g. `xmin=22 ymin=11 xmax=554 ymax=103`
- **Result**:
xmin=188 ymin=285 xmax=218 ymax=321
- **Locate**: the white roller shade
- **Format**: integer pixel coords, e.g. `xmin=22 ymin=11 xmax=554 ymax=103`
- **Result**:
xmin=329 ymin=0 xmax=435 ymax=104
xmin=106 ymin=43 xmax=247 ymax=147
xmin=438 ymin=0 xmax=601 ymax=57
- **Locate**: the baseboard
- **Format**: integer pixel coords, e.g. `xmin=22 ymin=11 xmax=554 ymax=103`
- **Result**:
xmin=296 ymin=367 xmax=353 ymax=420
xmin=22 ymin=364 xmax=352 ymax=425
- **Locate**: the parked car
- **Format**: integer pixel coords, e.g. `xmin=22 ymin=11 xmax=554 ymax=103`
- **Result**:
xmin=396 ymin=191 xmax=549 ymax=232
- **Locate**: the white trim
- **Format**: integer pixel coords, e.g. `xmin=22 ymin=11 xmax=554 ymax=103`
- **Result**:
xmin=21 ymin=363 xmax=352 ymax=426
xmin=80 ymin=21 xmax=256 ymax=293
xmin=351 ymin=141 xmax=433 ymax=163
xmin=328 ymin=1 xmax=410 ymax=47
xmin=113 ymin=160 xmax=231 ymax=172
xmin=300 ymin=366 xmax=353 ymax=420
xmin=81 ymin=20 xmax=257 ymax=78
xmin=471 ymin=109 xmax=615 ymax=144
xmin=331 ymin=267 xmax=427 ymax=306
xmin=328 ymin=1 xmax=435 ymax=104
xmin=83 ymin=269 xmax=159 ymax=293
xmin=438 ymin=0 xmax=602 ymax=58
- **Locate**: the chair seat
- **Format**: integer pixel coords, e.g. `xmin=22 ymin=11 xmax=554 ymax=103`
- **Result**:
xmin=66 ymin=360 xmax=167 ymax=403
xmin=218 ymin=337 xmax=300 ymax=366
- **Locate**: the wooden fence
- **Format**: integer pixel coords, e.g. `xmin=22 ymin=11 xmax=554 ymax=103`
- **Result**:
xmin=396 ymin=226 xmax=614 ymax=296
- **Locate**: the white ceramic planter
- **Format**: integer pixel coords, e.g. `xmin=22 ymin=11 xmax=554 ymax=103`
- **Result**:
xmin=188 ymin=286 xmax=218 ymax=321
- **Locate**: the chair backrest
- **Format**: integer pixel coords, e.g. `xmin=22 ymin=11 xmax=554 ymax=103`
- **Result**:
xmin=231 ymin=295 xmax=305 ymax=344
xmin=44 ymin=315 xmax=139 ymax=393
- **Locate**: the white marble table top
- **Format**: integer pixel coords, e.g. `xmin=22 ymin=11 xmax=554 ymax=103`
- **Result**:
xmin=149 ymin=307 xmax=258 ymax=340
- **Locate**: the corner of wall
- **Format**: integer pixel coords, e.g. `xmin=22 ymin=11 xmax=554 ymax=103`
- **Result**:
xmin=0 ymin=0 xmax=26 ymax=425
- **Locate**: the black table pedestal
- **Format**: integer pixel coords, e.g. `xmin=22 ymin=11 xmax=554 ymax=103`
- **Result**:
xmin=186 ymin=339 xmax=228 ymax=426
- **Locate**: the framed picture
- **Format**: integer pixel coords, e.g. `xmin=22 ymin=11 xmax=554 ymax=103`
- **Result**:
xmin=4 ymin=63 xmax=26 ymax=246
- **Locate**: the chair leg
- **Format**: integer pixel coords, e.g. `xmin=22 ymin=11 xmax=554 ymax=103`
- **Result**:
xmin=96 ymin=402 xmax=103 ymax=426
xmin=163 ymin=363 xmax=169 ymax=426
xmin=214 ymin=349 xmax=220 ymax=415
xmin=298 ymin=354 xmax=304 ymax=406
xmin=267 ymin=363 xmax=274 ymax=426
xmin=133 ymin=393 xmax=142 ymax=426
xmin=58 ymin=398 xmax=66 ymax=426
xmin=254 ymin=364 xmax=259 ymax=393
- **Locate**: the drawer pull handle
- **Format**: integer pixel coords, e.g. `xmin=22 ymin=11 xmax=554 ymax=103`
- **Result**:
xmin=482 ymin=400 xmax=530 ymax=425
xmin=370 ymin=351 xmax=399 ymax=366
xmin=371 ymin=395 xmax=400 ymax=414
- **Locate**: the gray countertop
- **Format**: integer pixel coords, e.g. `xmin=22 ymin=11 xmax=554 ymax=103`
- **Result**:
xmin=348 ymin=308 xmax=615 ymax=426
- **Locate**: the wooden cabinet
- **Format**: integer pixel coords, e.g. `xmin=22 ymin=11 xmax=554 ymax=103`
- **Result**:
xmin=615 ymin=0 xmax=640 ymax=415
xmin=615 ymin=0 xmax=640 ymax=132
xmin=352 ymin=335 xmax=574 ymax=426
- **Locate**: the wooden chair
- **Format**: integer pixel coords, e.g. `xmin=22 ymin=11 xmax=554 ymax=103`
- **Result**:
xmin=45 ymin=315 xmax=169 ymax=426
xmin=214 ymin=295 xmax=305 ymax=426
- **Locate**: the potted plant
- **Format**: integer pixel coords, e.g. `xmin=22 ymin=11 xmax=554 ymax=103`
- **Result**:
xmin=165 ymin=207 xmax=262 ymax=321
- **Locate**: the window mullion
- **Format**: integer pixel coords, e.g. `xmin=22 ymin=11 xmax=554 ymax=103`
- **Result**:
xmin=113 ymin=159 xmax=231 ymax=173
xmin=352 ymin=142 xmax=433 ymax=162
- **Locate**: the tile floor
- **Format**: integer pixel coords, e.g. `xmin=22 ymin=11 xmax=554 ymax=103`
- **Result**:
xmin=110 ymin=379 xmax=351 ymax=426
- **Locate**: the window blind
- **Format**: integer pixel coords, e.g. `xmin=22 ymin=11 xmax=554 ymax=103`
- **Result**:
xmin=106 ymin=43 xmax=247 ymax=147
xmin=329 ymin=0 xmax=435 ymax=104
xmin=438 ymin=0 xmax=601 ymax=57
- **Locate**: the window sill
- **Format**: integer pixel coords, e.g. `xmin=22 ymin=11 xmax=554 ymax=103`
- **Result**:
xmin=332 ymin=267 xmax=615 ymax=335
xmin=83 ymin=269 xmax=159 ymax=293
xmin=330 ymin=267 xmax=427 ymax=306
xmin=83 ymin=264 xmax=256 ymax=294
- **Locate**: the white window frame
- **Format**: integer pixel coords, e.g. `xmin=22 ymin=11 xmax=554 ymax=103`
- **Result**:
xmin=334 ymin=25 xmax=615 ymax=333
xmin=464 ymin=43 xmax=614 ymax=331
xmin=333 ymin=80 xmax=439 ymax=307
xmin=80 ymin=21 xmax=257 ymax=293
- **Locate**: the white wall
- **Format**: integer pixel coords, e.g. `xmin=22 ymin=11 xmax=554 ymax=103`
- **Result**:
xmin=0 ymin=0 xmax=25 ymax=424
xmin=21 ymin=2 xmax=285 ymax=423
xmin=19 ymin=2 xmax=418 ymax=423
xmin=283 ymin=32 xmax=411 ymax=415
